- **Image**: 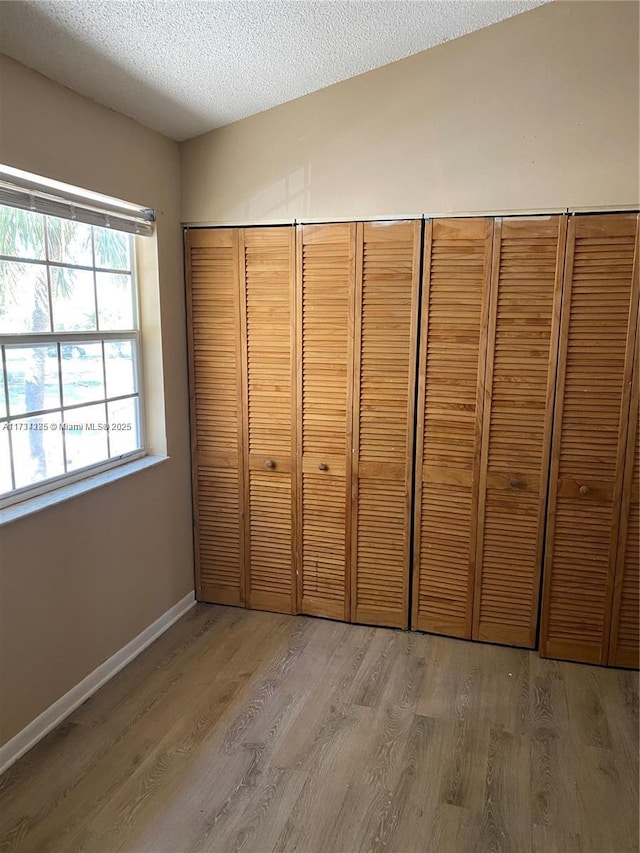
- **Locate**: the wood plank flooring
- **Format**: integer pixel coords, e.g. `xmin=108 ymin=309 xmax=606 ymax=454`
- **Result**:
xmin=0 ymin=604 xmax=637 ymax=853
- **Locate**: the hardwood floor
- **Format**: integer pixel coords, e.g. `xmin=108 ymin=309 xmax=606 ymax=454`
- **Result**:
xmin=1 ymin=604 xmax=638 ymax=853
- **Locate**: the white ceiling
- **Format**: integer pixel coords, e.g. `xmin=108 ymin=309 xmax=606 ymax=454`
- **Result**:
xmin=0 ymin=0 xmax=549 ymax=142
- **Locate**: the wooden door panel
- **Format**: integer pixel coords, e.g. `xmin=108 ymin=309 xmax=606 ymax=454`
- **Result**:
xmin=354 ymin=479 xmax=407 ymax=627
xmin=298 ymin=223 xmax=355 ymax=620
xmin=541 ymin=213 xmax=639 ymax=665
xmin=186 ymin=228 xmax=245 ymax=606
xmin=611 ymin=501 xmax=639 ymax=668
xmin=412 ymin=218 xmax=493 ymax=637
xmin=544 ymin=500 xmax=615 ymax=663
xmin=478 ymin=491 xmax=540 ymax=646
xmin=247 ymin=470 xmax=293 ymax=613
xmin=197 ymin=469 xmax=243 ymax=606
xmin=418 ymin=481 xmax=474 ymax=637
xmin=609 ymin=312 xmax=640 ymax=668
xmin=244 ymin=227 xmax=294 ymax=457
xmin=241 ymin=227 xmax=296 ymax=614
xmin=351 ymin=221 xmax=420 ymax=628
xmin=474 ymin=216 xmax=566 ymax=648
xmin=301 ymin=471 xmax=348 ymax=620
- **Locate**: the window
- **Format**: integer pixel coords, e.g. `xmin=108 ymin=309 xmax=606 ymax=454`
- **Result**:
xmin=0 ymin=175 xmax=153 ymax=508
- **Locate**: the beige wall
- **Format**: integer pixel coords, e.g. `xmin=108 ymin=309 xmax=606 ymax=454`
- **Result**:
xmin=181 ymin=1 xmax=640 ymax=224
xmin=0 ymin=55 xmax=193 ymax=745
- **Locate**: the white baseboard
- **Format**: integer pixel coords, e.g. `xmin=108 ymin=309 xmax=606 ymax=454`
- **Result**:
xmin=0 ymin=590 xmax=196 ymax=776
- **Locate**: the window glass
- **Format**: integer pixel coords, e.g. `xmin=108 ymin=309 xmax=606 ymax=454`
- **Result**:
xmin=104 ymin=340 xmax=136 ymax=398
xmin=108 ymin=397 xmax=140 ymax=457
xmin=94 ymin=227 xmax=129 ymax=270
xmin=47 ymin=217 xmax=93 ymax=266
xmin=60 ymin=342 xmax=105 ymax=406
xmin=5 ymin=344 xmax=61 ymax=416
xmin=0 ymin=201 xmax=144 ymax=507
xmin=12 ymin=412 xmax=65 ymax=490
xmin=51 ymin=267 xmax=97 ymax=332
xmin=96 ymin=272 xmax=133 ymax=330
xmin=0 ymin=430 xmax=12 ymax=494
xmin=64 ymin=403 xmax=109 ymax=471
xmin=0 ymin=261 xmax=50 ymax=334
xmin=0 ymin=206 xmax=45 ymax=260
xmin=0 ymin=362 xmax=7 ymax=419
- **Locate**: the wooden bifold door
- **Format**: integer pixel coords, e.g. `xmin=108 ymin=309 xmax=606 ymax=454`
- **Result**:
xmin=540 ymin=213 xmax=639 ymax=666
xmin=187 ymin=221 xmax=420 ymax=629
xmin=241 ymin=228 xmax=297 ymax=614
xmin=412 ymin=216 xmax=566 ymax=648
xmin=186 ymin=228 xmax=245 ymax=607
xmin=350 ymin=221 xmax=420 ymax=627
xmin=187 ymin=213 xmax=639 ymax=665
xmin=296 ymin=223 xmax=355 ymax=621
xmin=186 ymin=227 xmax=296 ymax=613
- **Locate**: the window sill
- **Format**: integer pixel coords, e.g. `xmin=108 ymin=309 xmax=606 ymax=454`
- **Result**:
xmin=0 ymin=455 xmax=168 ymax=527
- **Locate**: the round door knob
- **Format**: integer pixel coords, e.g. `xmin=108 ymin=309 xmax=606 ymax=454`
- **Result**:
xmin=318 ymin=463 xmax=328 ymax=472
xmin=509 ymin=478 xmax=520 ymax=488
xmin=265 ymin=459 xmax=275 ymax=470
xmin=579 ymin=485 xmax=589 ymax=496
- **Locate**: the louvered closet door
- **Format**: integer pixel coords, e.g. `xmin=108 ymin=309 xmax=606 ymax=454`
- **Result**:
xmin=350 ymin=221 xmax=420 ymax=628
xmin=241 ymin=227 xmax=296 ymax=614
xmin=186 ymin=229 xmax=245 ymax=606
xmin=473 ymin=217 xmax=566 ymax=648
xmin=609 ymin=341 xmax=639 ymax=668
xmin=412 ymin=218 xmax=493 ymax=637
xmin=540 ymin=213 xmax=640 ymax=665
xmin=297 ymin=224 xmax=356 ymax=621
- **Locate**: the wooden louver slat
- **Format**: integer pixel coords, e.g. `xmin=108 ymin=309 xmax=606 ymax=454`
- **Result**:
xmin=473 ymin=216 xmax=566 ymax=648
xmin=241 ymin=227 xmax=296 ymax=614
xmin=351 ymin=221 xmax=421 ymax=628
xmin=540 ymin=213 xmax=640 ymax=665
xmin=186 ymin=228 xmax=245 ymax=606
xmin=412 ymin=218 xmax=494 ymax=638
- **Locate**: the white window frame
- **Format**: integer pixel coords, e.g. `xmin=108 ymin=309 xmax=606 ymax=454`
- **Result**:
xmin=0 ymin=213 xmax=149 ymax=511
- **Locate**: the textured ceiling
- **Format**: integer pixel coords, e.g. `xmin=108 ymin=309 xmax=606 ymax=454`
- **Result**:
xmin=0 ymin=0 xmax=549 ymax=141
